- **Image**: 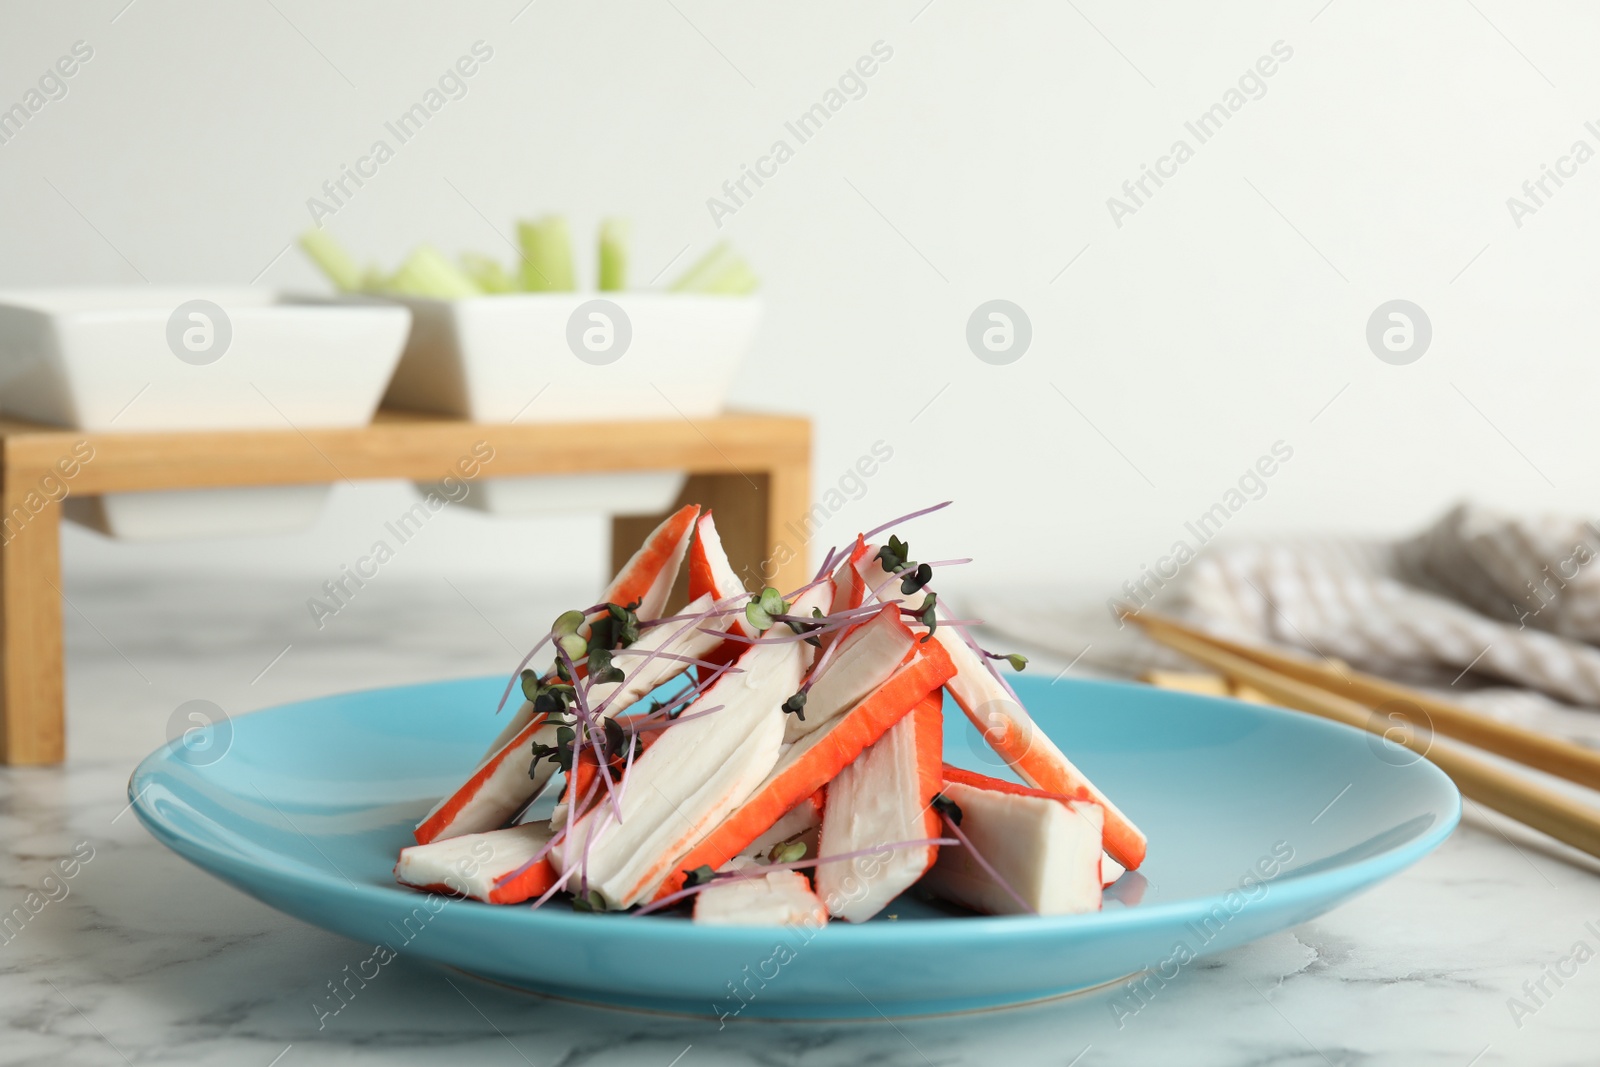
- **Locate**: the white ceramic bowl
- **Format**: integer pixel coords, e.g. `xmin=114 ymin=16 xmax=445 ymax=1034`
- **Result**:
xmin=385 ymin=293 xmax=761 ymax=516
xmin=0 ymin=288 xmax=411 ymax=540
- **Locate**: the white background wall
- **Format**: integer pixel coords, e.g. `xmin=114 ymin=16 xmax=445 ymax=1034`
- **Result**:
xmin=3 ymin=0 xmax=1597 ymax=605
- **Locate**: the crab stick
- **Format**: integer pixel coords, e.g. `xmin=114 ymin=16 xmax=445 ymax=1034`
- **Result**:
xmin=419 ymin=594 xmax=731 ymax=845
xmin=854 ymin=550 xmax=1148 ymax=871
xmin=414 ymin=712 xmax=556 ymax=844
xmin=785 ymin=603 xmax=917 ymax=743
xmin=921 ymin=772 xmax=1104 ymax=917
xmin=554 ymin=587 xmax=830 ymax=908
xmin=813 ymin=691 xmax=945 ymax=922
xmin=395 ymin=822 xmax=556 ymax=903
xmin=654 ymin=638 xmax=955 ymax=900
xmin=743 ymin=789 xmax=824 ymax=861
xmin=605 ymin=503 xmax=700 ymax=621
xmin=943 ymin=764 xmax=1124 ymax=887
xmin=484 ymin=504 xmax=700 ymax=756
xmin=693 ymin=869 xmax=828 ymax=927
xmin=828 ymin=536 xmax=870 ymax=615
xmin=687 ymin=510 xmax=755 ymax=680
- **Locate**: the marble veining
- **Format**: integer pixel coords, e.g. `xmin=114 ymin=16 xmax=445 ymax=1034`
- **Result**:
xmin=3 ymin=572 xmax=1599 ymax=1066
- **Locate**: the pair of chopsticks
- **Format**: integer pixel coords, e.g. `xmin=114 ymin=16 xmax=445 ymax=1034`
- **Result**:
xmin=1124 ymin=607 xmax=1600 ymax=862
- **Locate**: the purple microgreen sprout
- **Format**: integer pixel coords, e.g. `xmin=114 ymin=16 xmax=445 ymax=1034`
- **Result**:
xmin=861 ymin=501 xmax=952 ymax=541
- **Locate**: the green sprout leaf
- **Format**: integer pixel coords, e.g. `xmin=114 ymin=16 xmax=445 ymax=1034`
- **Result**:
xmin=782 ymin=691 xmax=807 ymax=720
xmin=553 ymin=726 xmax=576 ymax=773
xmin=570 ymin=889 xmax=606 ymax=913
xmin=587 ymin=614 xmax=615 ymax=652
xmin=602 ymin=716 xmax=629 ymax=762
xmin=745 ymin=601 xmax=773 ymax=632
xmin=605 ymin=601 xmax=642 ymax=647
xmin=769 ymin=840 xmax=808 ymax=864
xmin=1005 ymin=653 xmax=1029 ymax=672
xmin=534 ymin=683 xmax=574 ymax=716
xmin=931 ymin=792 xmax=963 ymax=826
xmin=519 ymin=668 xmax=541 ymax=703
xmin=915 ymin=592 xmax=938 ymax=641
xmin=684 ymin=865 xmax=716 ymax=888
xmin=758 ymin=587 xmax=788 ymax=616
xmin=557 ymin=632 xmax=588 ymax=661
xmin=589 ymin=647 xmax=625 ymax=686
xmin=552 ymin=609 xmax=587 ymax=637
xmin=900 ymin=562 xmax=934 ymax=596
xmin=877 ymin=535 xmax=912 ymax=575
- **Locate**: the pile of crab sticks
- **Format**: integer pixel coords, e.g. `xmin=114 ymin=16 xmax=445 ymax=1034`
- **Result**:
xmin=395 ymin=503 xmax=1147 ymax=924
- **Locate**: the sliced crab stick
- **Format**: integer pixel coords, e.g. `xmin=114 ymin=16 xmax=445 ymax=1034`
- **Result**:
xmin=688 ymin=510 xmax=756 ymax=682
xmin=395 ymin=822 xmax=556 ymax=904
xmin=554 ymin=587 xmax=829 ymax=908
xmin=742 ymin=789 xmax=824 ymax=861
xmin=943 ymin=763 xmax=1123 ymax=887
xmin=813 ymin=690 xmax=945 ymax=922
xmin=414 ymin=713 xmax=556 ymax=844
xmin=604 ymin=502 xmax=700 ymax=621
xmin=693 ymin=869 xmax=828 ymax=927
xmin=921 ymin=773 xmax=1104 ymax=917
xmin=854 ymin=550 xmax=1148 ymax=871
xmin=484 ymin=504 xmax=700 ymax=756
xmin=785 ymin=603 xmax=916 ymax=743
xmin=654 ymin=638 xmax=955 ymax=900
xmin=689 ymin=511 xmax=752 ymax=624
xmin=419 ymin=595 xmax=731 ymax=845
xmin=828 ymin=536 xmax=870 ymax=615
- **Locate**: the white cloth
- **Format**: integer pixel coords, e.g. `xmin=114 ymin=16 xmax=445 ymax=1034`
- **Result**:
xmin=1175 ymin=504 xmax=1600 ymax=707
xmin=965 ymin=504 xmax=1600 ymax=750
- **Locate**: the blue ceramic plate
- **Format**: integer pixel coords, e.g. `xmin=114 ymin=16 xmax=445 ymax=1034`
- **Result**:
xmin=131 ymin=674 xmax=1459 ymax=1020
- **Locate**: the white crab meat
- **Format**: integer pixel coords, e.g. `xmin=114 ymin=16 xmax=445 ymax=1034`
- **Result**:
xmin=812 ymin=694 xmax=942 ymax=923
xmin=395 ymin=822 xmax=556 ymax=904
xmin=784 ymin=604 xmax=914 ymax=743
xmin=693 ymin=869 xmax=828 ymax=927
xmin=921 ymin=781 xmax=1104 ymax=916
xmin=419 ymin=595 xmax=733 ymax=845
xmin=553 ymin=587 xmax=828 ymax=908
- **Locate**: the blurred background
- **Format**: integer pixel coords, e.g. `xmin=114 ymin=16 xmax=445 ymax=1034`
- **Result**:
xmin=3 ymin=0 xmax=1595 ymax=601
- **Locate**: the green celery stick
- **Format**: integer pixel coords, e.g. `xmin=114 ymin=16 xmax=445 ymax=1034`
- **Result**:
xmin=298 ymin=229 xmax=363 ymax=292
xmin=461 ymin=252 xmax=517 ymax=294
xmin=598 ymin=218 xmax=630 ymax=291
xmin=701 ymin=256 xmax=759 ymax=295
xmin=517 ymin=215 xmax=575 ymax=291
xmin=669 ymin=242 xmax=760 ymax=294
xmin=387 ymin=245 xmax=482 ymax=299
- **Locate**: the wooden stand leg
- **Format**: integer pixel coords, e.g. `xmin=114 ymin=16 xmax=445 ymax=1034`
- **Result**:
xmin=611 ymin=463 xmax=813 ymax=603
xmin=0 ymin=487 xmax=64 ymax=764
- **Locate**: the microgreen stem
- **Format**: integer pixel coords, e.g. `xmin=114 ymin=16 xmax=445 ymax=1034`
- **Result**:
xmin=861 ymin=501 xmax=952 ymax=542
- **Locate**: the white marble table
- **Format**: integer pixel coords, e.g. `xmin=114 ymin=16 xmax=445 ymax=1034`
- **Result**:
xmin=3 ymin=573 xmax=1599 ymax=1067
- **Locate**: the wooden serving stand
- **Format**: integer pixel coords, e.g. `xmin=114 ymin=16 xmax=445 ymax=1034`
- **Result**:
xmin=0 ymin=408 xmax=811 ymax=765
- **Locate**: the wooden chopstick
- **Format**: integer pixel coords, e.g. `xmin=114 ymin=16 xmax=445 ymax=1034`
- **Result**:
xmin=1124 ymin=609 xmax=1600 ymax=861
xmin=1131 ymin=609 xmax=1600 ymax=791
